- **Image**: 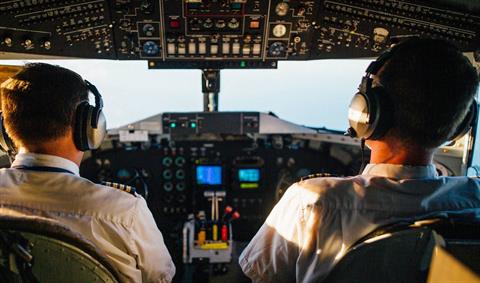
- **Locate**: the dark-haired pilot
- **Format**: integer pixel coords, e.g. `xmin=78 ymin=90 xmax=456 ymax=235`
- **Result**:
xmin=239 ymin=38 xmax=480 ymax=283
xmin=0 ymin=63 xmax=175 ymax=283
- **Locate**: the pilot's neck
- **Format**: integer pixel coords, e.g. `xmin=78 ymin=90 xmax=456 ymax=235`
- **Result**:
xmin=367 ymin=139 xmax=434 ymax=166
xmin=18 ymin=133 xmax=84 ymax=167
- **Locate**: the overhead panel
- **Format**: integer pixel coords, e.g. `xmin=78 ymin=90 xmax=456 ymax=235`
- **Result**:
xmin=0 ymin=1 xmax=478 ymax=68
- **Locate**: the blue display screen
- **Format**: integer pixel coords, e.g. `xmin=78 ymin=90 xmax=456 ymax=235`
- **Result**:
xmin=238 ymin=169 xmax=260 ymax=182
xmin=196 ymin=166 xmax=222 ymax=185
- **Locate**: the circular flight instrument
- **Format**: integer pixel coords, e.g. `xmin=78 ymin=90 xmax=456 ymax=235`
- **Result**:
xmin=275 ymin=2 xmax=289 ymax=16
xmin=163 ymin=182 xmax=174 ymax=192
xmin=228 ymin=18 xmax=240 ymax=29
xmin=142 ymin=41 xmax=160 ymax=56
xmin=272 ymin=24 xmax=287 ymax=38
xmin=142 ymin=24 xmax=155 ymax=36
xmin=269 ymin=41 xmax=287 ymax=56
xmin=203 ymin=18 xmax=214 ymax=29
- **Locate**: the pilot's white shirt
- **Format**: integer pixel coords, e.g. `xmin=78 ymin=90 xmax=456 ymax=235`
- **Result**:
xmin=239 ymin=163 xmax=480 ymax=283
xmin=0 ymin=152 xmax=175 ymax=283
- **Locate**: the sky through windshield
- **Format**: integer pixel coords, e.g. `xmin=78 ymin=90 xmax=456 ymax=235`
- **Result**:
xmin=0 ymin=59 xmax=370 ymax=131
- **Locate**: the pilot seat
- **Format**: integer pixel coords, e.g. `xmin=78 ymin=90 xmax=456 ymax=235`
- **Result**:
xmin=0 ymin=214 xmax=121 ymax=283
xmin=323 ymin=218 xmax=480 ymax=283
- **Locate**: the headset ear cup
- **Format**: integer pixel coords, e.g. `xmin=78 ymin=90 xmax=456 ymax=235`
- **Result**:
xmin=85 ymin=108 xmax=106 ymax=150
xmin=74 ymin=102 xmax=90 ymax=151
xmin=348 ymin=92 xmax=374 ymax=139
xmin=347 ymin=87 xmax=393 ymax=140
xmin=75 ymin=81 xmax=106 ymax=151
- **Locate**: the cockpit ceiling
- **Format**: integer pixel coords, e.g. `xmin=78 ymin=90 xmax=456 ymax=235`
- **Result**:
xmin=0 ymin=0 xmax=478 ymax=69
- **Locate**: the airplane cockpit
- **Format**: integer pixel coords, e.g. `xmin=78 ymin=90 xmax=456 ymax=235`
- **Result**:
xmin=0 ymin=1 xmax=479 ymax=282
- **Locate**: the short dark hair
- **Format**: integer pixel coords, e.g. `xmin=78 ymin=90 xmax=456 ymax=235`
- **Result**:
xmin=379 ymin=38 xmax=479 ymax=148
xmin=1 ymin=63 xmax=88 ymax=146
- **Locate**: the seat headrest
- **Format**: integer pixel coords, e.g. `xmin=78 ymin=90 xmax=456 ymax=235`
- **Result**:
xmin=0 ymin=213 xmax=122 ymax=280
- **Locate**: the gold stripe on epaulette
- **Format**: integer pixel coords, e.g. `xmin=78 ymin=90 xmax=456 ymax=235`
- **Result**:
xmin=300 ymin=173 xmax=336 ymax=182
xmin=101 ymin=181 xmax=137 ymax=196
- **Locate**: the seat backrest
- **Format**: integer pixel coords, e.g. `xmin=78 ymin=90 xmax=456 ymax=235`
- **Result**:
xmin=323 ymin=227 xmax=440 ymax=283
xmin=324 ymin=218 xmax=480 ymax=283
xmin=0 ymin=215 xmax=121 ymax=283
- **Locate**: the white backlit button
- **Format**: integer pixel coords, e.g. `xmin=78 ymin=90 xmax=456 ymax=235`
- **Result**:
xmin=222 ymin=43 xmax=230 ymax=54
xmin=199 ymin=43 xmax=206 ymax=54
xmin=242 ymin=45 xmax=251 ymax=55
xmin=232 ymin=43 xmax=240 ymax=54
xmin=178 ymin=44 xmax=186 ymax=54
xmin=211 ymin=44 xmax=218 ymax=54
xmin=167 ymin=43 xmax=176 ymax=54
xmin=253 ymin=43 xmax=261 ymax=55
xmin=188 ymin=42 xmax=196 ymax=54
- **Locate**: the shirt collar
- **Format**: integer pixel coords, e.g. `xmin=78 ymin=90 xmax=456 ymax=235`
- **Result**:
xmin=362 ymin=163 xmax=438 ymax=180
xmin=11 ymin=152 xmax=80 ymax=176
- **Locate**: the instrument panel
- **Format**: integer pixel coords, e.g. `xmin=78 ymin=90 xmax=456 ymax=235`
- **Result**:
xmin=0 ymin=0 xmax=116 ymax=59
xmin=0 ymin=1 xmax=478 ymax=68
xmin=81 ymin=136 xmax=360 ymax=238
xmin=80 ymin=132 xmax=363 ymax=282
xmin=78 ymin=111 xmax=467 ymax=282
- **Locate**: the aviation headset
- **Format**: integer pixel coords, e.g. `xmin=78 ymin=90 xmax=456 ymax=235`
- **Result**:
xmin=0 ymin=79 xmax=107 ymax=154
xmin=346 ymin=40 xmax=478 ymax=142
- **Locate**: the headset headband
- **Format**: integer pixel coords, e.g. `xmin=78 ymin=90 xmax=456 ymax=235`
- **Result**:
xmin=366 ymin=44 xmax=398 ymax=75
xmin=84 ymin=80 xmax=103 ymax=127
xmin=357 ymin=44 xmax=399 ymax=96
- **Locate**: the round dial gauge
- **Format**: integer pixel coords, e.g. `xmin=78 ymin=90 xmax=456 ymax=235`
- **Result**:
xmin=143 ymin=24 xmax=155 ymax=36
xmin=269 ymin=41 xmax=287 ymax=57
xmin=275 ymin=2 xmax=289 ymax=16
xmin=272 ymin=24 xmax=287 ymax=38
xmin=143 ymin=41 xmax=160 ymax=56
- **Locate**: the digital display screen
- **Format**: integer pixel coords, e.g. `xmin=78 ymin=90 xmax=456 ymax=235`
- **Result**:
xmin=238 ymin=169 xmax=260 ymax=182
xmin=196 ymin=165 xmax=222 ymax=185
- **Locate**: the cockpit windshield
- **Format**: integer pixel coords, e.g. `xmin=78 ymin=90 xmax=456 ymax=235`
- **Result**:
xmin=0 ymin=59 xmax=370 ymax=130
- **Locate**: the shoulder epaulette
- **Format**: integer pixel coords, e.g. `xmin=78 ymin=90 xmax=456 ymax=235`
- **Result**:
xmin=300 ymin=173 xmax=337 ymax=182
xmin=102 ymin=181 xmax=137 ymax=196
